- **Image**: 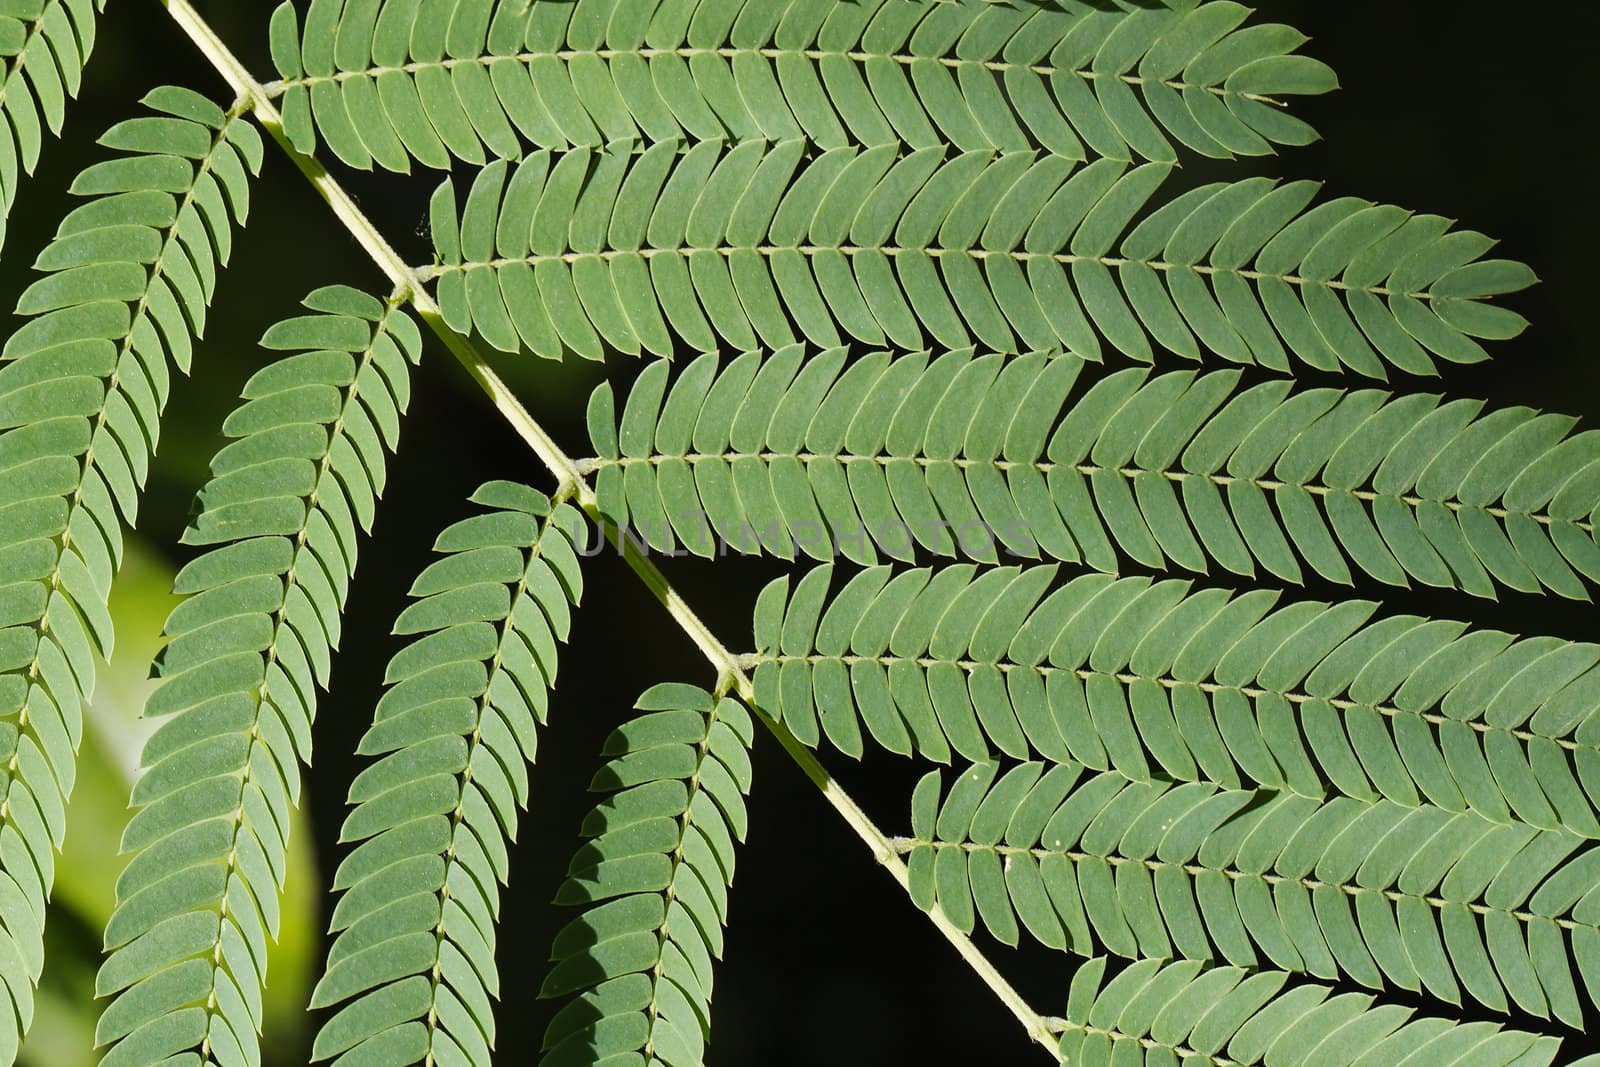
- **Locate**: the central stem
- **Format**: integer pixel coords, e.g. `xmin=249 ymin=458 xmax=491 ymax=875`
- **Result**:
xmin=156 ymin=0 xmax=1063 ymax=1059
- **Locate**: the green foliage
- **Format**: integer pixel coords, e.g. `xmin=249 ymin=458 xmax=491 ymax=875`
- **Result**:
xmin=0 ymin=2 xmax=1590 ymax=1066
xmin=272 ymin=0 xmax=1334 ymax=174
xmin=0 ymin=85 xmax=259 ymax=1064
xmin=590 ymin=352 xmax=1596 ymax=596
xmin=1056 ymin=955 xmax=1559 ymax=1066
xmin=431 ymin=146 xmax=1528 ymax=368
xmin=908 ymin=759 xmax=1599 ymax=1023
xmin=539 ymin=684 xmax=753 ymax=1067
xmin=16 ymin=541 xmax=322 ymax=1067
xmin=95 ymin=291 xmax=420 ymax=1067
xmin=751 ymin=564 xmax=1600 ymax=807
xmin=0 ymin=0 xmax=106 ymax=251
xmin=313 ymin=482 xmax=585 ymax=1065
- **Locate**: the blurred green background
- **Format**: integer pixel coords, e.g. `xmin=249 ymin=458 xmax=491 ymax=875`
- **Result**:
xmin=10 ymin=3 xmax=1600 ymax=1064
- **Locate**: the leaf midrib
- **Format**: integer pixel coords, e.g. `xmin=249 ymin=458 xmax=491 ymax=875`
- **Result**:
xmin=2 ymin=107 xmax=242 ymax=813
xmin=643 ymin=697 xmax=726 ymax=1061
xmin=898 ymin=834 xmax=1596 ymax=940
xmin=419 ymin=521 xmax=551 ymax=1064
xmin=423 ymin=247 xmax=1436 ymax=304
xmin=751 ymin=651 xmax=1594 ymax=759
xmin=593 ymin=452 xmax=1590 ymax=535
xmin=269 ymin=47 xmax=1282 ymax=108
xmin=194 ymin=301 xmax=401 ymax=1062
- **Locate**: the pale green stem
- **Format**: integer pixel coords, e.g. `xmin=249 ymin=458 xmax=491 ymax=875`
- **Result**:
xmin=156 ymin=0 xmax=1063 ymax=1058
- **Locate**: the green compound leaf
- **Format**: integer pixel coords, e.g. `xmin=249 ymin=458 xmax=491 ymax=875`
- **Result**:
xmin=275 ymin=0 xmax=1332 ymax=173
xmin=94 ymin=291 xmax=422 ymax=1067
xmin=1055 ymin=955 xmax=1560 ymax=1067
xmin=911 ymin=761 xmax=1599 ymax=1025
xmin=312 ymin=484 xmax=587 ymax=1065
xmin=0 ymin=0 xmax=108 ymax=251
xmin=755 ymin=563 xmax=1600 ymax=841
xmin=432 ymin=146 xmax=1528 ymax=372
xmin=592 ymin=353 xmax=1596 ymax=600
xmin=539 ymin=684 xmax=755 ymax=1067
xmin=0 ymin=2 xmax=1561 ymax=1063
xmin=0 ymin=86 xmax=259 ymax=1064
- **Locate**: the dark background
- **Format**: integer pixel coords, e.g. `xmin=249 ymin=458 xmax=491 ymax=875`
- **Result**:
xmin=12 ymin=3 xmax=1598 ymax=1063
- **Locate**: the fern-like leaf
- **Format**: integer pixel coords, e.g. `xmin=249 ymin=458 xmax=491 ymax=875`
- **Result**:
xmin=0 ymin=0 xmax=106 ymax=250
xmin=753 ymin=563 xmax=1600 ymax=846
xmin=539 ymin=683 xmax=754 ymax=1067
xmin=311 ymin=481 xmax=586 ymax=1065
xmin=590 ymin=353 xmax=1596 ymax=600
xmin=0 ymin=87 xmax=259 ymax=1065
xmin=94 ymin=290 xmax=420 ymax=1067
xmin=907 ymin=761 xmax=1599 ymax=1024
xmin=1055 ymin=956 xmax=1560 ymax=1067
xmin=430 ymin=146 xmax=1529 ymax=371
xmin=272 ymin=0 xmax=1333 ymax=174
